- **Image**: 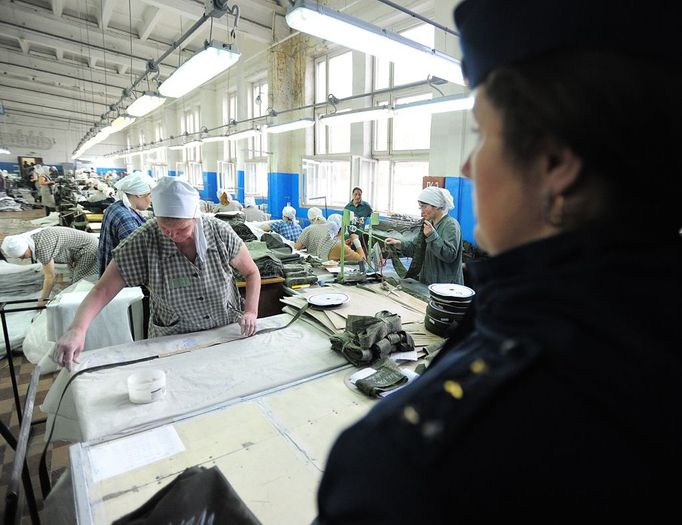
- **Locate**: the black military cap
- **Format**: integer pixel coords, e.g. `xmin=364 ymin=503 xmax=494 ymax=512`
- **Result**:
xmin=454 ymin=0 xmax=677 ymax=87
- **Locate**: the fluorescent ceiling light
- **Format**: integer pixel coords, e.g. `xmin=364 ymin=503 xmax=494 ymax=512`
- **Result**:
xmin=184 ymin=139 xmax=203 ymax=147
xmin=393 ymin=95 xmax=475 ymax=116
xmin=319 ymin=107 xmax=392 ymax=126
xmin=159 ymin=41 xmax=241 ymax=98
xmin=227 ymin=129 xmax=261 ymax=142
xmin=110 ymin=115 xmax=136 ymax=133
xmin=168 ymin=144 xmax=185 ymax=151
xmin=126 ymin=92 xmax=166 ymax=117
xmin=202 ymin=135 xmax=230 ymax=143
xmin=286 ymin=0 xmax=464 ymax=85
xmin=266 ymin=118 xmax=315 ymax=134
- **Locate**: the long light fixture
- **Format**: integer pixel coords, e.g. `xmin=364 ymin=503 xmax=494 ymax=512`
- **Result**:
xmin=319 ymin=107 xmax=392 ymax=126
xmin=184 ymin=139 xmax=204 ymax=147
xmin=393 ymin=94 xmax=474 ymax=116
xmin=159 ymin=41 xmax=241 ymax=98
xmin=266 ymin=117 xmax=315 ymax=134
xmin=126 ymin=92 xmax=166 ymax=117
xmin=202 ymin=135 xmax=230 ymax=143
xmin=286 ymin=0 xmax=464 ymax=86
xmin=226 ymin=128 xmax=261 ymax=142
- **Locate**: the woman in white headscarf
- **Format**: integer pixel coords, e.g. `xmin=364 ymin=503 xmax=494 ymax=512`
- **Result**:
xmin=262 ymin=205 xmax=303 ymax=242
xmin=385 ymin=186 xmax=463 ymax=285
xmin=97 ymin=172 xmax=155 ymax=275
xmin=213 ymin=189 xmax=243 ymax=213
xmin=242 ymin=196 xmax=268 ymax=222
xmin=294 ymin=207 xmax=330 ymax=255
xmin=1 ymin=226 xmax=99 ymax=305
xmin=54 ymin=177 xmax=261 ymax=371
xmin=298 ymin=213 xmax=366 ymax=262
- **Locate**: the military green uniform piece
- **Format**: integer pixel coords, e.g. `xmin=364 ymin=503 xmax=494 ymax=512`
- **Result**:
xmin=355 ymin=363 xmax=408 ymax=398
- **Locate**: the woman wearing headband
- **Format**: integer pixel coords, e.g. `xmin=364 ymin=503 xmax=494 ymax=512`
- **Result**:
xmin=316 ymin=0 xmax=682 ymax=521
xmin=54 ymin=177 xmax=261 ymax=371
xmin=97 ymin=172 xmax=154 ymax=276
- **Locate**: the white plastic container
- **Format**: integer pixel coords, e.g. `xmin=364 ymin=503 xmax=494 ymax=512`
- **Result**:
xmin=127 ymin=369 xmax=166 ymax=404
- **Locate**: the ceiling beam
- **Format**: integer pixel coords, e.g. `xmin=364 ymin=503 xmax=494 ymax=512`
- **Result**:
xmin=137 ymin=6 xmax=162 ymax=42
xmin=0 ymin=76 xmax=111 ymax=106
xmin=4 ymin=107 xmax=94 ymax=127
xmin=0 ymin=84 xmax=109 ymax=110
xmin=51 ymin=0 xmax=64 ymax=18
xmin=0 ymin=2 xmax=180 ymax=72
xmin=138 ymin=0 xmax=275 ymax=44
xmin=99 ymin=0 xmax=116 ymax=31
xmin=0 ymin=48 xmax=132 ymax=89
xmin=1 ymin=97 xmax=102 ymax=119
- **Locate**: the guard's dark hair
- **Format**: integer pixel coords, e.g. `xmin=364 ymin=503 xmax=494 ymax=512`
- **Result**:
xmin=483 ymin=50 xmax=682 ymax=230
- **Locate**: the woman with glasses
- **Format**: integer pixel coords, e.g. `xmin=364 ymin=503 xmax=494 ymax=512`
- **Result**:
xmin=385 ymin=186 xmax=463 ymax=285
xmin=97 ymin=172 xmax=155 ymax=276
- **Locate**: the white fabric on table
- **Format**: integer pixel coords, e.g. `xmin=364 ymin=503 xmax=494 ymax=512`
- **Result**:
xmin=41 ymin=314 xmax=345 ymax=442
xmin=46 ymin=285 xmax=143 ymax=351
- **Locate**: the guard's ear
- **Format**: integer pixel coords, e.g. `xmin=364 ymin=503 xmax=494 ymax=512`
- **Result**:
xmin=542 ymin=145 xmax=583 ymax=196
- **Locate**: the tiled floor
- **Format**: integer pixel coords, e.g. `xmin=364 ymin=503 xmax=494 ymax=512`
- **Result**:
xmin=2 ymin=206 xmax=69 ymax=521
xmin=0 ymin=353 xmax=70 ymax=522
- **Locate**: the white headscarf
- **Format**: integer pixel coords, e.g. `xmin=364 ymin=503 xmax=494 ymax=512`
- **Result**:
xmin=115 ymin=172 xmax=155 ymax=209
xmin=307 ymin=207 xmax=325 ymax=223
xmin=327 ymin=214 xmax=343 ymax=239
xmin=417 ymin=186 xmax=455 ymax=212
xmin=151 ymin=177 xmax=208 ymax=263
xmin=217 ymin=189 xmax=232 ymax=201
xmin=282 ymin=205 xmax=297 ymax=221
xmin=1 ymin=228 xmax=44 ymax=259
xmin=244 ymin=196 xmax=256 ymax=208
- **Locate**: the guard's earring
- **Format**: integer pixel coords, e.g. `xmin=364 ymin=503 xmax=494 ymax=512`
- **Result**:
xmin=543 ymin=192 xmax=565 ymax=228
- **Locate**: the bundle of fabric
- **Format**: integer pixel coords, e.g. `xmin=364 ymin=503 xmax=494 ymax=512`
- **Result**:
xmin=241 ymin=241 xmax=284 ymax=279
xmin=282 ymin=262 xmax=318 ymax=287
xmin=0 ymin=194 xmax=23 ymax=212
xmin=330 ymin=310 xmax=415 ymax=366
xmin=215 ymin=213 xmax=257 ymax=242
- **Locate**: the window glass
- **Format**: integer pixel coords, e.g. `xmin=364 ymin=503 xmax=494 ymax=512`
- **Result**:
xmin=393 ymin=93 xmax=432 ymax=150
xmin=244 ymin=161 xmax=268 ymax=197
xmin=315 ymin=59 xmax=327 ymax=104
xmin=303 ymin=158 xmax=351 ymax=207
xmin=375 ymin=160 xmax=391 ymax=213
xmin=393 ymin=161 xmax=428 ymax=216
xmin=328 ymin=52 xmax=352 ymax=99
xmin=393 ymin=25 xmax=435 ymax=85
xmin=374 ymin=57 xmax=390 ymax=90
xmin=218 ymin=161 xmax=237 ymax=193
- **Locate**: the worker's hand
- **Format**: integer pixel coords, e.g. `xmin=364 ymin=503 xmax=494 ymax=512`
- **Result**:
xmin=423 ymin=220 xmax=435 ymax=238
xmin=240 ymin=311 xmax=257 ymax=337
xmin=53 ymin=327 xmax=86 ymax=372
xmin=385 ymin=238 xmax=402 ymax=249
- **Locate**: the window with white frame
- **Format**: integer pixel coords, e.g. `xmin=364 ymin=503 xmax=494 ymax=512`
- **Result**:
xmin=187 ymin=162 xmax=203 ymax=188
xmin=302 ymin=157 xmax=352 ymax=207
xmin=218 ymin=161 xmax=237 ymax=194
xmin=393 ymin=24 xmax=435 ymax=86
xmin=175 ymin=161 xmax=186 ymax=179
xmin=244 ymin=161 xmax=268 ymax=197
xmin=375 ymin=160 xmax=428 ymax=216
xmin=181 ymin=108 xmax=203 ymax=188
xmin=247 ymin=80 xmax=268 ymax=158
xmin=221 ymin=92 xmax=237 ymax=161
xmin=315 ymin=51 xmax=353 ymax=155
xmin=154 ymin=123 xmax=167 ymax=164
xmin=152 ymin=165 xmax=168 ymax=180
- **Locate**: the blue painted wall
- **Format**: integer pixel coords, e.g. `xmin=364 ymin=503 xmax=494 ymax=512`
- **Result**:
xmin=267 ymin=172 xmax=299 ymax=220
xmin=199 ymin=171 xmax=218 ymax=202
xmin=0 ymin=162 xmax=19 ymax=172
xmin=236 ymin=170 xmax=245 ymax=205
xmin=444 ymin=176 xmax=475 ymax=244
xmin=95 ymin=167 xmax=126 ymax=175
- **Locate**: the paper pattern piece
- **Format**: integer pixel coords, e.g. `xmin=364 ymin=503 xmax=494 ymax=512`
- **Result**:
xmin=88 ymin=425 xmax=185 ymax=482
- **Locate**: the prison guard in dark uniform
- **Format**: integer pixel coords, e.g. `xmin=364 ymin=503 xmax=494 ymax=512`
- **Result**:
xmin=315 ymin=223 xmax=682 ymax=523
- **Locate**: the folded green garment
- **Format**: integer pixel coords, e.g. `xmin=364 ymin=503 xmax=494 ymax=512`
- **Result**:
xmin=355 ymin=364 xmax=408 ymax=398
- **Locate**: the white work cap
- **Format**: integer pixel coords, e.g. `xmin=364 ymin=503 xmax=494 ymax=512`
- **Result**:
xmin=308 ymin=207 xmax=324 ymax=222
xmin=282 ymin=205 xmax=297 ymax=220
xmin=327 ymin=214 xmax=343 ymax=238
xmin=151 ymin=176 xmax=199 ymax=218
xmin=244 ymin=196 xmax=256 ymax=207
xmin=417 ymin=186 xmax=455 ymax=212
xmin=1 ymin=235 xmax=28 ymax=258
xmin=115 ymin=172 xmax=155 ymax=195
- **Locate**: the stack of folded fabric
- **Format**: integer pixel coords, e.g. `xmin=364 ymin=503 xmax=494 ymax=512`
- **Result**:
xmin=282 ymin=262 xmax=318 ymax=287
xmin=330 ymin=310 xmax=415 ymax=366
